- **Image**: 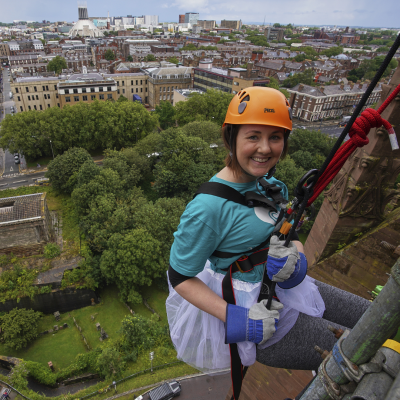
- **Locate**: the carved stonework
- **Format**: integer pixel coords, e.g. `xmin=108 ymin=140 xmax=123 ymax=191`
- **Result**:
xmin=305 ymin=63 xmax=400 ymax=266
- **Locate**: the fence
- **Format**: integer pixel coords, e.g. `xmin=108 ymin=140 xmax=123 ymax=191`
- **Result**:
xmin=79 ymin=361 xmax=183 ymax=400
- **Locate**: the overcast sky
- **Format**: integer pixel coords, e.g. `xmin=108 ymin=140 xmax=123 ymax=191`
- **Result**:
xmin=2 ymin=0 xmax=400 ymax=28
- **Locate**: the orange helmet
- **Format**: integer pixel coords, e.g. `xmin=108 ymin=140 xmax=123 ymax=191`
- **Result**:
xmin=223 ymin=87 xmax=292 ymax=131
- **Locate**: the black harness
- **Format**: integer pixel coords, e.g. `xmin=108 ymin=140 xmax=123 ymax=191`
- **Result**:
xmin=194 ymin=178 xmax=286 ymax=400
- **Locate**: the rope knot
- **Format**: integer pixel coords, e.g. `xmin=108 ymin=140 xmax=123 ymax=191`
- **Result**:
xmin=348 ymin=108 xmax=383 ymax=148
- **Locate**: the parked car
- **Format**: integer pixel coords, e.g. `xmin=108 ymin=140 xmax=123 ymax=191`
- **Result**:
xmin=148 ymin=381 xmax=181 ymax=400
xmin=14 ymin=154 xmax=20 ymax=164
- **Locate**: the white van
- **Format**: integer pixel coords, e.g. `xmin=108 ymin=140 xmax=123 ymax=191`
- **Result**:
xmin=9 ymin=92 xmax=12 ymax=99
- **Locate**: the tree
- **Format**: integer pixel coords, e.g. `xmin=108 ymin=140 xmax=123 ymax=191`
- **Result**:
xmin=100 ymin=228 xmax=166 ymax=303
xmin=175 ymin=89 xmax=233 ymax=126
xmin=47 ymin=55 xmax=67 ymax=75
xmin=97 ymin=345 xmax=125 ymax=379
xmin=274 ymin=156 xmax=306 ymax=197
xmin=144 ymin=54 xmax=156 ymax=62
xmin=168 ymin=56 xmax=179 ymax=65
xmin=181 ymin=120 xmax=222 ymax=145
xmin=127 ymin=55 xmax=133 ymax=62
xmin=46 ymin=147 xmax=93 ymax=194
xmin=104 ymin=49 xmax=115 ymax=61
xmin=153 ymin=130 xmax=220 ymax=198
xmin=155 ymin=101 xmax=176 ymax=129
xmin=282 ymin=69 xmax=316 ymax=88
xmin=117 ymin=95 xmax=128 ymax=102
xmin=0 ymin=308 xmax=42 ymax=350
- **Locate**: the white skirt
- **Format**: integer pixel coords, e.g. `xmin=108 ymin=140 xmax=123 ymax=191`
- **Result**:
xmin=166 ymin=261 xmax=325 ymax=372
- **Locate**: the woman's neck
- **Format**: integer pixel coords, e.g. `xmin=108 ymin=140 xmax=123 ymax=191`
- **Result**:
xmin=216 ymin=167 xmax=258 ymax=184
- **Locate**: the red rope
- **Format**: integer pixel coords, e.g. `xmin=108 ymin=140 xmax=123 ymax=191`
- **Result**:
xmin=307 ymin=83 xmax=400 ymax=207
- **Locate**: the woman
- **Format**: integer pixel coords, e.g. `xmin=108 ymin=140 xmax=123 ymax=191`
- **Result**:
xmin=166 ymin=87 xmax=370 ymax=379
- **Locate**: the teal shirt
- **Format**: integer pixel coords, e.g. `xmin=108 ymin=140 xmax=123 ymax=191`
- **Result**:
xmin=170 ymin=175 xmax=288 ymax=283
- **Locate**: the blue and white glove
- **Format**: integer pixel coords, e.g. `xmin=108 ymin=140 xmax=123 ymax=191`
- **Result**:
xmin=266 ymin=236 xmax=308 ymax=289
xmin=225 ymin=299 xmax=283 ymax=345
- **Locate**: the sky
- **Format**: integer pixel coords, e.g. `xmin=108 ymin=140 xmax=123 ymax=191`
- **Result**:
xmin=1 ymin=0 xmax=400 ymax=28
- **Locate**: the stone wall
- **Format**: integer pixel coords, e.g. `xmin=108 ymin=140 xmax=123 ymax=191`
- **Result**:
xmin=0 ymin=287 xmax=99 ymax=314
xmin=308 ymin=206 xmax=400 ymax=298
xmin=0 ymin=242 xmax=45 ymax=257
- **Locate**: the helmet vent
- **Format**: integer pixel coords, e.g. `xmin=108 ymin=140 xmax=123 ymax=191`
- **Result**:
xmin=239 ymin=91 xmax=247 ymax=99
xmin=238 ymin=102 xmax=247 ymax=114
xmin=241 ymin=95 xmax=250 ymax=102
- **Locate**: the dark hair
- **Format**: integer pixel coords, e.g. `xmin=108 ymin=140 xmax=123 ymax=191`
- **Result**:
xmin=222 ymin=124 xmax=290 ymax=177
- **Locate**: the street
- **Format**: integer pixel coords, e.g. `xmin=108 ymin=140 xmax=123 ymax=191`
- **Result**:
xmin=0 ymin=171 xmax=46 ymax=190
xmin=1 ymin=67 xmax=20 ymax=177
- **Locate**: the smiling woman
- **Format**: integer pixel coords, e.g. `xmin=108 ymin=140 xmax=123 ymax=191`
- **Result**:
xmin=165 ymin=87 xmax=370 ymax=399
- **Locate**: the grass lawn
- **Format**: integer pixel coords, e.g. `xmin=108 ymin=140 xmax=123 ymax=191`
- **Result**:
xmin=0 ymin=313 xmax=86 ymax=370
xmin=71 ymin=286 xmax=131 ymax=349
xmin=298 ymin=232 xmax=308 ymax=245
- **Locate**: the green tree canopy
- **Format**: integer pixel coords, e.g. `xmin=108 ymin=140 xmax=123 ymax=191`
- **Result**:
xmin=144 ymin=54 xmax=156 ymax=61
xmin=175 ymin=89 xmax=233 ymax=126
xmin=155 ymin=100 xmax=176 ymax=129
xmin=168 ymin=56 xmax=179 ymax=64
xmin=282 ymin=69 xmax=316 ymax=88
xmin=46 ymin=147 xmax=93 ymax=194
xmin=0 ymin=308 xmax=42 ymax=350
xmin=104 ymin=49 xmax=116 ymax=61
xmin=97 ymin=345 xmax=125 ymax=379
xmin=127 ymin=55 xmax=133 ymax=62
xmin=46 ymin=56 xmax=67 ymax=75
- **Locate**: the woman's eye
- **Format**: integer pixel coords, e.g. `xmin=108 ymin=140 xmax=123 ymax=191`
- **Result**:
xmin=249 ymin=135 xmax=258 ymax=140
xmin=271 ymin=135 xmax=282 ymax=141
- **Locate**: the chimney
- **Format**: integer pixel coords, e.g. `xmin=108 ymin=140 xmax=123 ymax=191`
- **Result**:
xmin=349 ymin=82 xmax=354 ymax=89
xmin=299 ymin=84 xmax=304 ymax=91
xmin=320 ymin=86 xmax=325 ymax=93
xmin=340 ymin=84 xmax=344 ymax=90
xmin=246 ymin=61 xmax=254 ymax=78
xmin=359 ymin=83 xmax=363 ymax=89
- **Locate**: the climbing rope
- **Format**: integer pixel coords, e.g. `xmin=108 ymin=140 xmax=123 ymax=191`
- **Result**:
xmin=307 ymin=82 xmax=400 ymax=206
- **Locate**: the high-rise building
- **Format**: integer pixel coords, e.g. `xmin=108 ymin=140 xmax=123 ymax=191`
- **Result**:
xmin=197 ymin=20 xmax=216 ymax=29
xmin=179 ymin=14 xmax=185 ymax=23
xmin=220 ymin=20 xmax=242 ymax=30
xmin=144 ymin=15 xmax=159 ymax=26
xmin=184 ymin=13 xmax=199 ymax=25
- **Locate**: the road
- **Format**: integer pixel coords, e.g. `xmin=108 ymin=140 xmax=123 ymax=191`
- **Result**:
xmin=0 ymin=171 xmax=46 ymax=190
xmin=177 ymin=373 xmax=231 ymax=400
xmin=1 ymin=67 xmax=20 ymax=177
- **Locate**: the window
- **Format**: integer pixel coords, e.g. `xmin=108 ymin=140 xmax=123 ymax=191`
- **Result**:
xmin=17 ymin=96 xmax=21 ymax=101
xmin=140 ymin=80 xmax=142 ymax=85
xmin=136 ymin=80 xmax=138 ymax=85
xmin=136 ymin=88 xmax=138 ymax=93
xmin=36 ymin=95 xmax=39 ymax=100
xmin=28 ymin=95 xmax=31 ymax=100
xmin=123 ymin=89 xmax=125 ymax=94
xmin=34 ymin=86 xmax=37 ymax=92
xmin=73 ymin=89 xmax=78 ymax=94
xmin=122 ymin=81 xmax=125 ymax=86
xmin=46 ymin=86 xmax=49 ymax=91
xmin=20 ymin=106 xmax=23 ymax=112
xmin=28 ymin=106 xmax=31 ymax=110
xmin=26 ymin=87 xmax=29 ymax=92
xmin=107 ymin=94 xmax=112 ymax=99
xmin=160 ymin=95 xmax=162 ymax=100
xmin=42 ymin=86 xmax=45 ymax=91
xmin=57 ymin=103 xmax=60 ymax=107
xmin=65 ymin=96 xmax=71 ymax=102
xmin=117 ymin=81 xmax=119 ymax=86
xmin=146 ymin=80 xmax=147 ymax=84
xmin=56 ymin=93 xmax=59 ymax=98
xmin=141 ymin=88 xmax=143 ymax=92
xmin=91 ymin=95 xmax=96 ymax=100
xmin=117 ymin=89 xmax=120 ymax=94
xmin=146 ymin=87 xmax=148 ymax=92
xmin=47 ymin=104 xmax=50 ymax=108
xmin=16 ymin=88 xmax=19 ymax=93
xmin=131 ymin=89 xmax=134 ymax=93
xmin=83 ymin=95 xmax=88 ymax=101
xmin=40 ymin=105 xmax=43 ymax=110
xmin=74 ymin=96 xmax=79 ymax=101
xmin=54 ymin=85 xmax=57 ymax=90
xmin=34 ymin=105 xmax=37 ymax=110
xmin=99 ymin=94 xmax=104 ymax=100
xmin=107 ymin=86 xmax=111 ymax=91
xmin=99 ymin=87 xmax=103 ymax=92
xmin=233 ymin=81 xmax=239 ymax=86
xmin=131 ymin=80 xmax=133 ymax=85
xmin=90 ymin=88 xmax=95 ymax=93
xmin=65 ymin=89 xmax=69 ymax=94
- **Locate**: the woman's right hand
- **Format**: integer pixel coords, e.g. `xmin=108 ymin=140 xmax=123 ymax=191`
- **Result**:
xmin=225 ymin=299 xmax=283 ymax=345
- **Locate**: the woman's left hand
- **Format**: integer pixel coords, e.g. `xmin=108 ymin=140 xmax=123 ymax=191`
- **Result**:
xmin=266 ymin=235 xmax=300 ymax=283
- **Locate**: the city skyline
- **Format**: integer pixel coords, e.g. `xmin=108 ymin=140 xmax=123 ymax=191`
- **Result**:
xmin=1 ymin=0 xmax=399 ymax=28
